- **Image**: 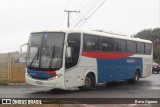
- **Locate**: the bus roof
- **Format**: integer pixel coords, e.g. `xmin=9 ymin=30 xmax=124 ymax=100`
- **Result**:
xmin=32 ymin=28 xmax=152 ymax=44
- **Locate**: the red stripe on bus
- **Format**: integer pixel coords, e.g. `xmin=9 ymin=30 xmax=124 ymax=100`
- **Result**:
xmin=43 ymin=71 xmax=57 ymax=76
xmin=82 ymin=52 xmax=133 ymax=60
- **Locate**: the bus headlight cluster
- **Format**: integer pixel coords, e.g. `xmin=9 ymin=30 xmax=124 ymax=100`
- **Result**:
xmin=48 ymin=74 xmax=63 ymax=80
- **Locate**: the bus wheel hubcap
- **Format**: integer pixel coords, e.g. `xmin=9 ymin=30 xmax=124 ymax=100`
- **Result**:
xmin=85 ymin=77 xmax=91 ymax=87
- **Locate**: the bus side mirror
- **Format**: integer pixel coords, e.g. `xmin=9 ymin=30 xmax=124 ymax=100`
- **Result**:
xmin=19 ymin=43 xmax=28 ymax=55
xmin=66 ymin=47 xmax=71 ymax=58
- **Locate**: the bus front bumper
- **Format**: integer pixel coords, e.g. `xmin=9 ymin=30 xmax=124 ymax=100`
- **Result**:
xmin=25 ymin=73 xmax=65 ymax=89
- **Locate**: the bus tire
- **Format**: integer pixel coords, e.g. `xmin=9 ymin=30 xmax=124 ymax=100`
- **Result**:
xmin=127 ymin=70 xmax=140 ymax=83
xmin=79 ymin=73 xmax=95 ymax=90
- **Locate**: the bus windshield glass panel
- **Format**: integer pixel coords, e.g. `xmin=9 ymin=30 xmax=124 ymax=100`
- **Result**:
xmin=26 ymin=32 xmax=65 ymax=70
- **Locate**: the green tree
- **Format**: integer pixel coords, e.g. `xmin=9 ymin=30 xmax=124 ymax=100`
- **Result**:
xmin=134 ymin=28 xmax=160 ymax=41
xmin=133 ymin=28 xmax=160 ymax=62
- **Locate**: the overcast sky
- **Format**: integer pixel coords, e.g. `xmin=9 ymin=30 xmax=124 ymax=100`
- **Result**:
xmin=0 ymin=0 xmax=159 ymax=53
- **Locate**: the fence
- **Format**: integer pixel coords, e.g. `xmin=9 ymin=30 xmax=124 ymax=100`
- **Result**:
xmin=0 ymin=52 xmax=26 ymax=83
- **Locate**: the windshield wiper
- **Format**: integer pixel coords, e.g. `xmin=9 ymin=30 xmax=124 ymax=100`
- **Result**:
xmin=29 ymin=47 xmax=40 ymax=68
xmin=49 ymin=46 xmax=56 ymax=68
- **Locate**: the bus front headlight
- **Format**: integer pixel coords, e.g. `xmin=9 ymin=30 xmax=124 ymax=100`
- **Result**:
xmin=48 ymin=74 xmax=63 ymax=80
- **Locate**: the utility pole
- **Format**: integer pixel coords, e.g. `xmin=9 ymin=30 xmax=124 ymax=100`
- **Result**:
xmin=64 ymin=10 xmax=80 ymax=28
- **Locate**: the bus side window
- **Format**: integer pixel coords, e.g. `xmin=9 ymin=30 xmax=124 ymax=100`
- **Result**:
xmin=137 ymin=42 xmax=145 ymax=54
xmin=83 ymin=34 xmax=100 ymax=52
xmin=126 ymin=40 xmax=136 ymax=53
xmin=145 ymin=43 xmax=152 ymax=55
xmin=101 ymin=37 xmax=114 ymax=52
xmin=114 ymin=39 xmax=126 ymax=53
xmin=65 ymin=33 xmax=81 ymax=69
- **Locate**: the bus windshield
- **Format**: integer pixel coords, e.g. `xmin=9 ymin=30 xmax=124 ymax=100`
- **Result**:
xmin=26 ymin=32 xmax=65 ymax=71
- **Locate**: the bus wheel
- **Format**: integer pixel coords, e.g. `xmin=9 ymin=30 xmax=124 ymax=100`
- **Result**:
xmin=127 ymin=70 xmax=140 ymax=83
xmin=79 ymin=73 xmax=95 ymax=90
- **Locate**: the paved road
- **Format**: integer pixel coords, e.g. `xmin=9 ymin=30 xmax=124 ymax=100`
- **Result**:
xmin=0 ymin=74 xmax=160 ymax=98
xmin=0 ymin=73 xmax=159 ymax=106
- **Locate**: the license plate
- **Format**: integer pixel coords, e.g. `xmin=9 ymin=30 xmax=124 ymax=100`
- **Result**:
xmin=36 ymin=81 xmax=43 ymax=85
xmin=154 ymin=67 xmax=157 ymax=68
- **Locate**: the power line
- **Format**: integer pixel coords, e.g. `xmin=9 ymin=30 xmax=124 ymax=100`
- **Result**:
xmin=75 ymin=0 xmax=86 ymax=11
xmin=78 ymin=0 xmax=108 ymax=28
xmin=78 ymin=0 xmax=107 ymax=28
xmin=74 ymin=18 xmax=87 ymax=28
xmin=78 ymin=0 xmax=91 ymax=11
xmin=65 ymin=0 xmax=72 ymax=10
xmin=81 ymin=0 xmax=102 ymax=20
xmin=65 ymin=0 xmax=100 ymax=28
xmin=74 ymin=0 xmax=102 ymax=28
xmin=64 ymin=10 xmax=80 ymax=27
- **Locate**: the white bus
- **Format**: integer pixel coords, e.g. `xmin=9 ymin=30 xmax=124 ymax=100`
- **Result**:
xmin=26 ymin=28 xmax=153 ymax=90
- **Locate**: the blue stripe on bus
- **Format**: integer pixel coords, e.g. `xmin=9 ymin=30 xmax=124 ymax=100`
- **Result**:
xmin=97 ymin=57 xmax=143 ymax=83
xmin=27 ymin=69 xmax=54 ymax=79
